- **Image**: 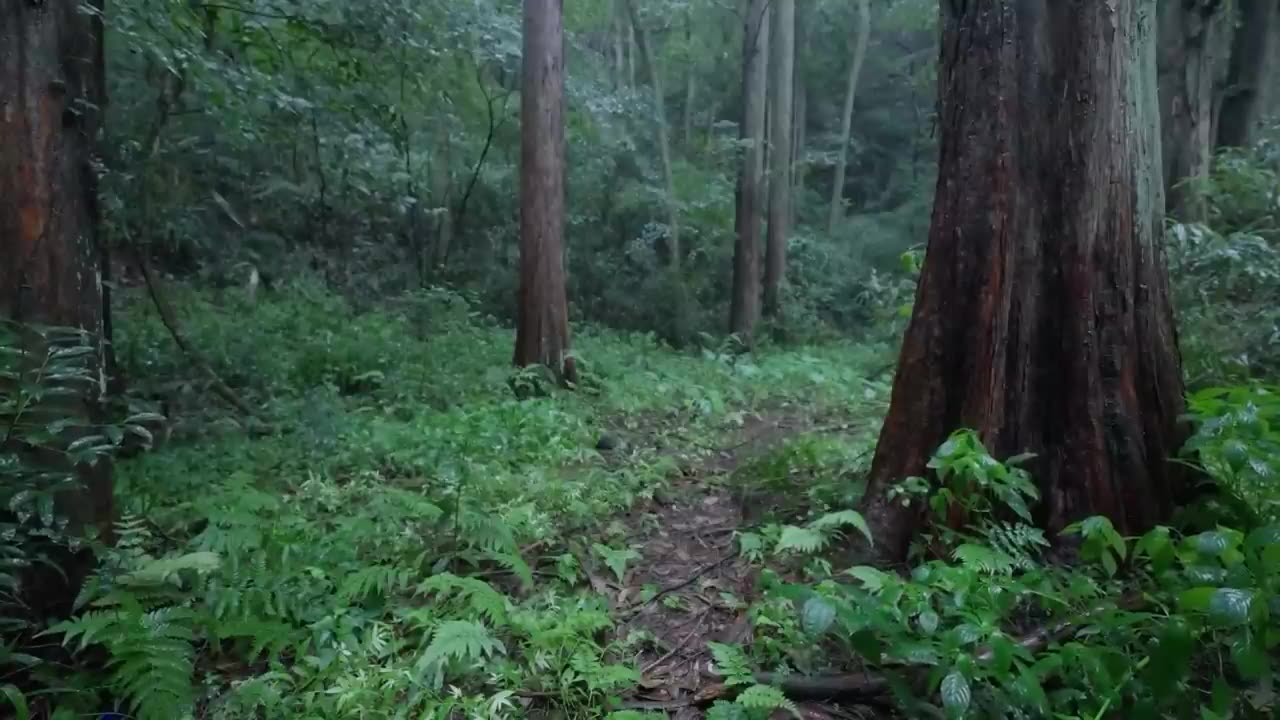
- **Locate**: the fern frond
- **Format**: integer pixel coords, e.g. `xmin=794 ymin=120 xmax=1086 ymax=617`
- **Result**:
xmin=414 ymin=573 xmax=511 ymax=625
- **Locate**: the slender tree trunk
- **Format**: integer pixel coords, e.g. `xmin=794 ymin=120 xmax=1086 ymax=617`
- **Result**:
xmin=792 ymin=81 xmax=806 ymax=210
xmin=515 ymin=0 xmax=577 ymax=386
xmin=730 ymin=0 xmax=770 ymax=340
xmin=624 ymin=0 xmax=681 ymax=269
xmin=790 ymin=1 xmax=807 ymax=218
xmin=1217 ymin=0 xmax=1279 ymax=147
xmin=429 ymin=120 xmax=453 ymax=270
xmin=763 ymin=0 xmax=794 ymax=317
xmin=0 ymin=0 xmax=114 ymax=609
xmin=614 ymin=2 xmax=625 ymax=89
xmin=1158 ymin=0 xmax=1232 ymax=220
xmin=859 ymin=0 xmax=1190 ymax=562
xmin=684 ymin=10 xmax=696 ymax=144
xmin=828 ymin=0 xmax=871 ymax=234
xmin=628 ymin=18 xmax=637 ymax=90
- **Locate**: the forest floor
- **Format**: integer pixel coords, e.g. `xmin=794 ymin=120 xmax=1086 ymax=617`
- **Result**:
xmin=592 ymin=409 xmax=876 ymax=719
xmin=105 ymin=287 xmax=894 ymax=719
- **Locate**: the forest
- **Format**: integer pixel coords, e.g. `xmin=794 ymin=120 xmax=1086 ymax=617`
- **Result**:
xmin=2 ymin=0 xmax=1280 ymax=718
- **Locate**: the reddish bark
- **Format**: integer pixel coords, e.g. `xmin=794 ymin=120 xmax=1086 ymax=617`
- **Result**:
xmin=514 ymin=0 xmax=577 ymax=385
xmin=860 ymin=0 xmax=1189 ymax=561
xmin=0 ymin=0 xmax=113 ymax=607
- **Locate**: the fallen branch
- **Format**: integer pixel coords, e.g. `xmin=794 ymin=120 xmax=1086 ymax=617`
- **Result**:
xmin=134 ymin=250 xmax=264 ymax=424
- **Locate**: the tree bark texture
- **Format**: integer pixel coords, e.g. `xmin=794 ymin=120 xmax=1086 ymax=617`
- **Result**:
xmin=860 ymin=0 xmax=1189 ymax=562
xmin=829 ymin=0 xmax=872 ymax=234
xmin=624 ymin=0 xmax=681 ymax=269
xmin=515 ymin=0 xmax=577 ymax=385
xmin=0 ymin=0 xmax=114 ymax=611
xmin=1217 ymin=0 xmax=1279 ymax=147
xmin=1157 ymin=0 xmax=1232 ymax=220
xmin=763 ymin=0 xmax=794 ymax=317
xmin=730 ymin=0 xmax=770 ymax=339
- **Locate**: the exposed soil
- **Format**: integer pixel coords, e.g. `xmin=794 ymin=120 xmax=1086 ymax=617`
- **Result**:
xmin=595 ymin=409 xmax=878 ymax=719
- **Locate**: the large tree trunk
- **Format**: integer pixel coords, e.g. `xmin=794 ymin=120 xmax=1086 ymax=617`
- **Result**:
xmin=1158 ymin=0 xmax=1233 ymax=220
xmin=0 ymin=0 xmax=114 ymax=610
xmin=763 ymin=0 xmax=794 ymax=317
xmin=730 ymin=0 xmax=770 ymax=340
xmin=859 ymin=0 xmax=1190 ymax=562
xmin=1217 ymin=0 xmax=1279 ymax=147
xmin=624 ymin=0 xmax=681 ymax=269
xmin=828 ymin=0 xmax=872 ymax=234
xmin=515 ymin=0 xmax=577 ymax=385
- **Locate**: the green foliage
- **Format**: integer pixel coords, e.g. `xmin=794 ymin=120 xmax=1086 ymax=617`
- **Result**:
xmin=1182 ymin=383 xmax=1280 ymax=521
xmin=722 ymin=432 xmax=1280 ymax=720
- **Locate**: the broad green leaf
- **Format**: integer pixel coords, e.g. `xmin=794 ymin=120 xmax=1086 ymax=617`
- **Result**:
xmin=917 ymin=609 xmax=940 ymax=635
xmin=1208 ymin=588 xmax=1253 ymax=626
xmin=0 ymin=685 xmax=28 ymax=720
xmin=940 ymin=670 xmax=971 ymax=718
xmin=1178 ymin=587 xmax=1217 ymax=613
xmin=801 ymin=596 xmax=836 ymax=636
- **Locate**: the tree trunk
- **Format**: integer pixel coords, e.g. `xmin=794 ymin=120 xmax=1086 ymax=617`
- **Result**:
xmin=515 ymin=0 xmax=577 ymax=385
xmin=0 ymin=0 xmax=114 ymax=607
xmin=614 ymin=1 xmax=626 ymax=89
xmin=1217 ymin=0 xmax=1279 ymax=147
xmin=859 ymin=0 xmax=1190 ymax=562
xmin=828 ymin=0 xmax=871 ymax=234
xmin=1158 ymin=0 xmax=1233 ymax=220
xmin=684 ymin=9 xmax=696 ymax=145
xmin=763 ymin=0 xmax=794 ymax=317
xmin=730 ymin=0 xmax=770 ymax=340
xmin=628 ymin=17 xmax=637 ymax=90
xmin=790 ymin=1 xmax=808 ymax=217
xmin=429 ymin=120 xmax=453 ymax=272
xmin=624 ymin=0 xmax=681 ymax=269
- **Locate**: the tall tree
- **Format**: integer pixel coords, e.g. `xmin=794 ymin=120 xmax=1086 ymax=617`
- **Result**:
xmin=829 ymin=0 xmax=872 ymax=233
xmin=1157 ymin=0 xmax=1232 ymax=220
xmin=515 ymin=0 xmax=577 ymax=385
xmin=1217 ymin=0 xmax=1279 ymax=148
xmin=859 ymin=0 xmax=1190 ymax=561
xmin=790 ymin=0 xmax=808 ymax=211
xmin=624 ymin=0 xmax=681 ymax=268
xmin=0 ymin=0 xmax=114 ymax=603
xmin=683 ymin=8 xmax=697 ymax=145
xmin=763 ymin=0 xmax=795 ymax=317
xmin=730 ymin=0 xmax=771 ymax=340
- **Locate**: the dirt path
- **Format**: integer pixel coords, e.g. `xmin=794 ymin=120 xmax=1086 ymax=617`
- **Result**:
xmin=603 ymin=411 xmax=837 ymax=718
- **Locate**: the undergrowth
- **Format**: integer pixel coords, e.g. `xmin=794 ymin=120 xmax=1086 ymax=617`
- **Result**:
xmin=3 ymin=284 xmax=882 ymax=719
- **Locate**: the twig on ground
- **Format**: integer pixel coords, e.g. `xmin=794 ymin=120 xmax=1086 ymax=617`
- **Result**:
xmin=620 ymin=551 xmax=735 ymax=618
xmin=641 ymin=612 xmax=707 ymax=675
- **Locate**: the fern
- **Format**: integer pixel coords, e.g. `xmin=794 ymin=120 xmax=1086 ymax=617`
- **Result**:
xmin=415 ymin=573 xmax=511 ymax=625
xmin=978 ymin=522 xmax=1048 ymax=571
xmin=339 ymin=564 xmax=413 ymax=602
xmin=809 ymin=509 xmax=874 ymax=544
xmin=417 ymin=620 xmax=504 ymax=689
xmin=775 ymin=525 xmax=827 ymax=554
xmin=48 ymin=606 xmax=196 ymax=720
xmin=951 ymin=543 xmax=1017 ymax=575
xmin=708 ymin=642 xmax=754 ymax=686
xmin=737 ymin=683 xmax=799 ymax=717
